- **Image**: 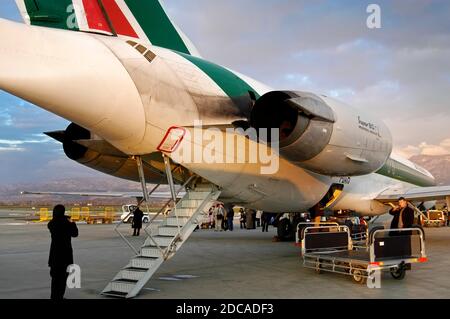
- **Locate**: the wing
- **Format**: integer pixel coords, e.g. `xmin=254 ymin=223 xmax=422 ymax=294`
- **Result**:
xmin=21 ymin=191 xmax=185 ymax=199
xmin=375 ymin=186 xmax=450 ymax=203
xmin=14 ymin=0 xmax=200 ymax=56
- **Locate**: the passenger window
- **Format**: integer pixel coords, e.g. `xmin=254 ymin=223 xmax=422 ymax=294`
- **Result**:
xmin=144 ymin=50 xmax=156 ymax=63
xmin=135 ymin=45 xmax=147 ymax=54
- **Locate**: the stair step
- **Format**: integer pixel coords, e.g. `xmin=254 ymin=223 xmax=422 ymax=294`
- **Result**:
xmin=141 ymin=246 xmax=164 ymax=258
xmin=145 ymin=235 xmax=175 ymax=248
xmin=188 ymin=192 xmax=211 ymax=200
xmin=194 ymin=184 xmax=214 ymax=191
xmin=171 ymin=208 xmax=195 ymax=217
xmin=159 ymin=226 xmax=180 ymax=237
xmin=181 ymin=199 xmax=203 ymax=208
xmin=130 ymin=256 xmax=159 ymax=269
xmin=166 ymin=217 xmax=190 ymax=226
xmin=110 ymin=279 xmax=138 ymax=294
xmin=118 ymin=268 xmax=148 ymax=281
xmin=102 ymin=291 xmax=128 ymax=298
xmin=101 ymin=185 xmax=221 ymax=299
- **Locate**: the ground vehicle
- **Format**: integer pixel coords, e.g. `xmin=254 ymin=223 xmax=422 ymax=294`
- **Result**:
xmin=300 ymin=225 xmax=427 ymax=284
xmin=424 ymin=210 xmax=447 ymax=227
xmin=120 ymin=205 xmax=150 ymax=224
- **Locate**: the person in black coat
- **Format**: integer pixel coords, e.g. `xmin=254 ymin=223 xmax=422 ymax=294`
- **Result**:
xmin=48 ymin=204 xmax=78 ymax=300
xmin=226 ymin=205 xmax=235 ymax=231
xmin=261 ymin=212 xmax=270 ymax=232
xmin=132 ymin=207 xmax=144 ymax=236
xmin=389 ymin=197 xmax=415 ymax=229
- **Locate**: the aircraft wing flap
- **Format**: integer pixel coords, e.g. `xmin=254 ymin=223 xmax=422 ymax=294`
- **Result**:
xmin=375 ymin=185 xmax=450 ymax=203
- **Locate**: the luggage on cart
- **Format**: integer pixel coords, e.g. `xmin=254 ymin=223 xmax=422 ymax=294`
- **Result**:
xmin=300 ymin=225 xmax=427 ymax=284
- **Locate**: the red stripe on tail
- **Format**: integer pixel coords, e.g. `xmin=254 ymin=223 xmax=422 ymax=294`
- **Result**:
xmin=82 ymin=0 xmax=112 ymax=33
xmin=102 ymin=0 xmax=138 ymax=38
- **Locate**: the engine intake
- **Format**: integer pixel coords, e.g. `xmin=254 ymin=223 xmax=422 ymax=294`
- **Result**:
xmin=250 ymin=91 xmax=393 ymax=176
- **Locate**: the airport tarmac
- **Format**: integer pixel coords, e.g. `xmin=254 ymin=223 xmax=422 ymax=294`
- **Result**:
xmin=0 ymin=217 xmax=449 ymax=299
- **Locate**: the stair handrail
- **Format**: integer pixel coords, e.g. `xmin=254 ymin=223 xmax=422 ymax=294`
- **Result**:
xmin=162 ymin=188 xmax=218 ymax=260
xmin=143 ymin=175 xmax=196 ymax=255
xmin=114 ymin=183 xmax=162 ymax=255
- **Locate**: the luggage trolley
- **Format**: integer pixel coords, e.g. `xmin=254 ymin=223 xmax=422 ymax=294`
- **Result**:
xmin=301 ymin=225 xmax=428 ymax=284
xmin=296 ymin=222 xmax=340 ymax=245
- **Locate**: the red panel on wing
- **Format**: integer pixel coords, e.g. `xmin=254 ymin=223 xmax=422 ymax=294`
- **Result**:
xmin=102 ymin=0 xmax=138 ymax=38
xmin=82 ymin=0 xmax=112 ymax=33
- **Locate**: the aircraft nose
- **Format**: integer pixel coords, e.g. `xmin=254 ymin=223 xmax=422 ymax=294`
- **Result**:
xmin=0 ymin=18 xmax=145 ymax=151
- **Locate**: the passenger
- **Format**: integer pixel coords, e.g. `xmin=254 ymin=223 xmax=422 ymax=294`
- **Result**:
xmin=48 ymin=204 xmax=78 ymax=300
xmin=389 ymin=197 xmax=415 ymax=230
xmin=222 ymin=205 xmax=228 ymax=231
xmin=261 ymin=212 xmax=270 ymax=232
xmin=132 ymin=207 xmax=144 ymax=236
xmin=239 ymin=208 xmax=246 ymax=229
xmin=246 ymin=208 xmax=255 ymax=230
xmin=256 ymin=210 xmax=262 ymax=227
xmin=226 ymin=205 xmax=235 ymax=231
xmin=214 ymin=204 xmax=224 ymax=231
xmin=208 ymin=207 xmax=215 ymax=229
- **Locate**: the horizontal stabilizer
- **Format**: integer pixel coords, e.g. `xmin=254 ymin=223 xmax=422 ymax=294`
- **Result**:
xmin=44 ymin=130 xmax=66 ymax=143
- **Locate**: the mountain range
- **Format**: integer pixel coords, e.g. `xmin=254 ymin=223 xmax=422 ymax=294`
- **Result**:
xmin=1 ymin=155 xmax=448 ymax=205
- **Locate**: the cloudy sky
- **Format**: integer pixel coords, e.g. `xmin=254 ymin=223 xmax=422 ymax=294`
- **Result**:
xmin=0 ymin=0 xmax=449 ymax=184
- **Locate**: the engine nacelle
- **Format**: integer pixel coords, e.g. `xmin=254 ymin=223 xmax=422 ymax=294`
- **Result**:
xmin=61 ymin=123 xmax=162 ymax=183
xmin=250 ymin=91 xmax=393 ymax=176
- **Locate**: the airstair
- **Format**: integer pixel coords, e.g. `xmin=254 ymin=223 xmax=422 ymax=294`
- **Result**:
xmin=102 ymin=155 xmax=221 ymax=298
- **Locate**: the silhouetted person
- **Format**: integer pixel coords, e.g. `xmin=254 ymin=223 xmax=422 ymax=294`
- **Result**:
xmin=132 ymin=207 xmax=144 ymax=236
xmin=239 ymin=208 xmax=246 ymax=229
xmin=226 ymin=205 xmax=235 ymax=231
xmin=48 ymin=205 xmax=78 ymax=300
xmin=261 ymin=212 xmax=270 ymax=232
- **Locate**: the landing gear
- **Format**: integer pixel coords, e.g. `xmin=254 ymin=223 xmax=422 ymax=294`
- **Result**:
xmin=390 ymin=266 xmax=406 ymax=280
xmin=277 ymin=217 xmax=293 ymax=241
xmin=276 ymin=213 xmax=306 ymax=241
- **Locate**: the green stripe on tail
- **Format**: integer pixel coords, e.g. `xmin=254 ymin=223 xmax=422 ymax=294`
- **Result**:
xmin=125 ymin=0 xmax=190 ymax=55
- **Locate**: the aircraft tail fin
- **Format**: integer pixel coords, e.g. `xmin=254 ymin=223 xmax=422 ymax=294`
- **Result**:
xmin=14 ymin=0 xmax=200 ymax=56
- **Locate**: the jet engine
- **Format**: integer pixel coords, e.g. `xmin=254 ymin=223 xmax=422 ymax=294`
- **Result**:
xmin=250 ymin=91 xmax=393 ymax=176
xmin=46 ymin=123 xmax=162 ymax=183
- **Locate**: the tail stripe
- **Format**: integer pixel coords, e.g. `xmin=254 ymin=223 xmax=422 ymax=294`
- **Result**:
xmin=82 ymin=0 xmax=112 ymax=33
xmin=124 ymin=0 xmax=191 ymax=54
xmin=102 ymin=0 xmax=138 ymax=38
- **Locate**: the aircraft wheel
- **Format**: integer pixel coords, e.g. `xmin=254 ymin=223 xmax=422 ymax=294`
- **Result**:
xmin=390 ymin=267 xmax=406 ymax=280
xmin=277 ymin=218 xmax=292 ymax=241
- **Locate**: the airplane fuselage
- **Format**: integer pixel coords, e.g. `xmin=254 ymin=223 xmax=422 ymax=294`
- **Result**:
xmin=0 ymin=18 xmax=436 ymax=215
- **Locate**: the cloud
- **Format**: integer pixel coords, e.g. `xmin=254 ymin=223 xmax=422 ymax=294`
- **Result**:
xmin=395 ymin=138 xmax=450 ymax=158
xmin=0 ymin=146 xmax=25 ymax=152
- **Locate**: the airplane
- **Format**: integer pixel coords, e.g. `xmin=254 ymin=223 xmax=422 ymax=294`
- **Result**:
xmin=1 ymin=0 xmax=449 ymax=298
